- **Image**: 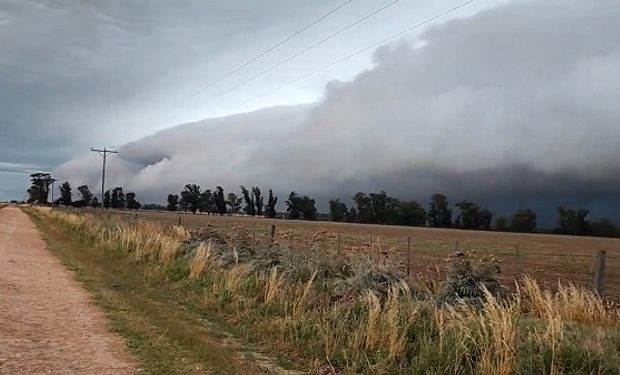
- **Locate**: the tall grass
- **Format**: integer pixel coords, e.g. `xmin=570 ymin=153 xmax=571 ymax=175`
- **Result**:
xmin=32 ymin=207 xmax=620 ymax=374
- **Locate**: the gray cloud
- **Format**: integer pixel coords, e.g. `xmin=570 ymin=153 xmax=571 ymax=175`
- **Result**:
xmin=54 ymin=0 xmax=620 ymax=225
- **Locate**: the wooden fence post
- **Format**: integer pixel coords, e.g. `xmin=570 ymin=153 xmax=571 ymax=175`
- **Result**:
xmin=270 ymin=225 xmax=276 ymax=238
xmin=515 ymin=244 xmax=521 ymax=277
xmin=407 ymin=237 xmax=412 ymax=276
xmin=252 ymin=223 xmax=256 ymax=253
xmin=178 ymin=217 xmax=181 ymax=226
xmin=594 ymin=250 xmax=606 ymax=296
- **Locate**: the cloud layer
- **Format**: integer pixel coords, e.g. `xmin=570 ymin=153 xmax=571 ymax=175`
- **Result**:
xmin=55 ymin=0 xmax=620 ymax=224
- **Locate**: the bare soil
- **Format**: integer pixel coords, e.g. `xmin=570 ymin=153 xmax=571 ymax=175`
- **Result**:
xmin=0 ymin=207 xmax=137 ymax=374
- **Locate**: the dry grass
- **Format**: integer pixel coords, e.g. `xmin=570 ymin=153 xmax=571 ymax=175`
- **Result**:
xmin=32 ymin=207 xmax=620 ymax=374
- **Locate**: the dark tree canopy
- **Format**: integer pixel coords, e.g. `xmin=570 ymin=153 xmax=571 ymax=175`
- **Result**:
xmin=329 ymin=199 xmax=348 ymax=222
xmin=253 ymin=187 xmax=264 ymax=216
xmin=111 ymin=187 xmax=125 ymax=209
xmin=27 ymin=173 xmax=53 ymax=204
xmin=180 ymin=184 xmax=201 ymax=214
xmin=265 ymin=189 xmax=278 ymax=218
xmin=59 ymin=181 xmax=72 ymax=206
xmin=555 ymin=206 xmax=589 ymax=235
xmin=511 ymin=209 xmax=537 ymax=232
xmin=103 ymin=190 xmax=111 ymax=209
xmin=240 ymin=185 xmax=255 ymax=216
xmin=286 ymin=191 xmax=302 ymax=220
xmin=77 ymin=185 xmax=93 ymax=206
xmin=126 ymin=192 xmax=141 ymax=210
xmin=213 ymin=186 xmax=227 ymax=215
xmin=428 ymin=194 xmax=452 ymax=228
xmin=167 ymin=194 xmax=179 ymax=212
xmin=227 ymin=193 xmax=242 ymax=215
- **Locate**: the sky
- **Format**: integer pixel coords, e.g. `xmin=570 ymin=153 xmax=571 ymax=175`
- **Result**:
xmin=1 ymin=0 xmax=619 ymax=226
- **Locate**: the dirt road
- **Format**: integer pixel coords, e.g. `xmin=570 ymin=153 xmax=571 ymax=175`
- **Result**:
xmin=0 ymin=207 xmax=136 ymax=374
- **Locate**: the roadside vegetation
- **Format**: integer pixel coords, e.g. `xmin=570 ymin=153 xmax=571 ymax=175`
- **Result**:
xmin=29 ymin=206 xmax=619 ymax=374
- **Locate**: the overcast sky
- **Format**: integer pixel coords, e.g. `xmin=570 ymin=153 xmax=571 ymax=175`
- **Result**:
xmin=2 ymin=0 xmax=619 ymax=225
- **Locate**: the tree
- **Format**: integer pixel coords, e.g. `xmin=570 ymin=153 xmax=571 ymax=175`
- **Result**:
xmin=494 ymin=216 xmax=509 ymax=231
xmin=253 ymin=187 xmax=264 ymax=216
xmin=227 ymin=193 xmax=242 ymax=214
xmin=454 ymin=200 xmax=479 ymax=229
xmin=588 ymin=219 xmax=619 ymax=238
xmin=111 ymin=187 xmax=125 ymax=209
xmin=265 ymin=189 xmax=278 ymax=218
xmin=77 ymin=185 xmax=93 ymax=206
xmin=353 ymin=192 xmax=373 ymax=223
xmin=199 ymin=189 xmax=213 ymax=213
xmin=300 ymin=195 xmax=317 ymax=220
xmin=329 ymin=199 xmax=348 ymax=222
xmin=167 ymin=194 xmax=179 ymax=212
xmin=180 ymin=184 xmax=201 ymax=214
xmin=476 ymin=209 xmax=493 ymax=230
xmin=213 ymin=186 xmax=227 ymax=215
xmin=428 ymin=194 xmax=452 ymax=228
xmin=59 ymin=181 xmax=72 ymax=206
xmin=346 ymin=207 xmax=358 ymax=223
xmin=556 ymin=206 xmax=589 ymax=235
xmin=103 ymin=190 xmax=111 ymax=209
xmin=240 ymin=185 xmax=255 ymax=216
xmin=286 ymin=191 xmax=302 ymax=219
xmin=90 ymin=196 xmax=99 ymax=208
xmin=397 ymin=201 xmax=427 ymax=226
xmin=510 ymin=209 xmax=537 ymax=232
xmin=126 ymin=192 xmax=141 ymax=210
xmin=27 ymin=173 xmax=53 ymax=204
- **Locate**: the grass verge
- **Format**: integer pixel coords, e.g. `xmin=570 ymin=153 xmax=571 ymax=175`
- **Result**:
xmin=29 ymin=209 xmax=298 ymax=375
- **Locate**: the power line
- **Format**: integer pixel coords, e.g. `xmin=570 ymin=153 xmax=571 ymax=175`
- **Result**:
xmin=191 ymin=0 xmax=353 ymax=97
xmin=232 ymin=0 xmax=474 ymax=109
xmin=218 ymin=0 xmax=399 ymax=98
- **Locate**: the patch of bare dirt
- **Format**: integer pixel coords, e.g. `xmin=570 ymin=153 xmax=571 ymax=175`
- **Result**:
xmin=0 ymin=207 xmax=137 ymax=374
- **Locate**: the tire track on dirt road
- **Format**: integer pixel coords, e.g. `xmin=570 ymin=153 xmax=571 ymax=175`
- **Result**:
xmin=0 ymin=207 xmax=137 ymax=374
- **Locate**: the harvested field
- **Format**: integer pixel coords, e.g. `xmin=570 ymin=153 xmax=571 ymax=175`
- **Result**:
xmin=82 ymin=208 xmax=620 ymax=299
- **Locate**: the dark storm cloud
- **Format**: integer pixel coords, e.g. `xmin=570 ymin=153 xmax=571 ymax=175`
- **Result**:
xmin=55 ymin=0 xmax=620 ymax=225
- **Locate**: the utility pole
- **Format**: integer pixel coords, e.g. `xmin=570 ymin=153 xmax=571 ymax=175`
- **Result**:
xmin=50 ymin=178 xmax=58 ymax=204
xmin=91 ymin=147 xmax=118 ymax=210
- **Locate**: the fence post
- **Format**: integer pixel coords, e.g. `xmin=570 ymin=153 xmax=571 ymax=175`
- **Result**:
xmin=270 ymin=225 xmax=276 ymax=238
xmin=407 ymin=237 xmax=412 ymax=276
xmin=252 ymin=223 xmax=256 ymax=253
xmin=594 ymin=250 xmax=606 ymax=296
xmin=515 ymin=244 xmax=521 ymax=277
xmin=368 ymin=234 xmax=372 ymax=247
xmin=178 ymin=217 xmax=181 ymax=226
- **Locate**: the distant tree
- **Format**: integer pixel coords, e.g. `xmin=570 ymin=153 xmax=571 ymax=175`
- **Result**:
xmin=227 ymin=193 xmax=242 ymax=214
xmin=253 ymin=187 xmax=264 ymax=216
xmin=588 ymin=219 xmax=619 ymax=238
xmin=428 ymin=194 xmax=452 ymax=228
xmin=126 ymin=192 xmax=141 ymax=210
xmin=555 ymin=206 xmax=589 ymax=235
xmin=476 ymin=209 xmax=494 ymax=230
xmin=286 ymin=191 xmax=302 ymax=219
xmin=77 ymin=185 xmax=93 ymax=206
xmin=59 ymin=181 xmax=72 ymax=206
xmin=494 ymin=216 xmax=509 ymax=231
xmin=111 ymin=187 xmax=125 ymax=209
xmin=103 ymin=190 xmax=111 ymax=209
xmin=510 ymin=209 xmax=537 ymax=232
xmin=166 ymin=194 xmax=179 ymax=212
xmin=199 ymin=189 xmax=213 ymax=213
xmin=300 ymin=195 xmax=317 ymax=221
xmin=353 ymin=192 xmax=373 ymax=223
xmin=455 ymin=200 xmax=479 ymax=229
xmin=329 ymin=199 xmax=348 ymax=222
xmin=90 ymin=196 xmax=99 ymax=208
xmin=27 ymin=173 xmax=53 ymax=204
xmin=142 ymin=203 xmax=167 ymax=210
xmin=369 ymin=191 xmax=389 ymax=224
xmin=213 ymin=186 xmax=227 ymax=215
xmin=240 ymin=185 xmax=255 ymax=216
xmin=346 ymin=207 xmax=358 ymax=223
xmin=265 ymin=189 xmax=278 ymax=218
xmin=180 ymin=184 xmax=201 ymax=214
xmin=398 ymin=201 xmax=427 ymax=226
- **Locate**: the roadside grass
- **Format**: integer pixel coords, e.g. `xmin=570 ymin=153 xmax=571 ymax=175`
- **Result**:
xmin=29 ymin=207 xmax=620 ymax=374
xmin=29 ymin=209 xmax=298 ymax=375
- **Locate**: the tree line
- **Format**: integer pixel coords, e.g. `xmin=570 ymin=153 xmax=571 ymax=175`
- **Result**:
xmin=26 ymin=173 xmax=618 ymax=237
xmin=26 ymin=174 xmax=141 ymax=210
